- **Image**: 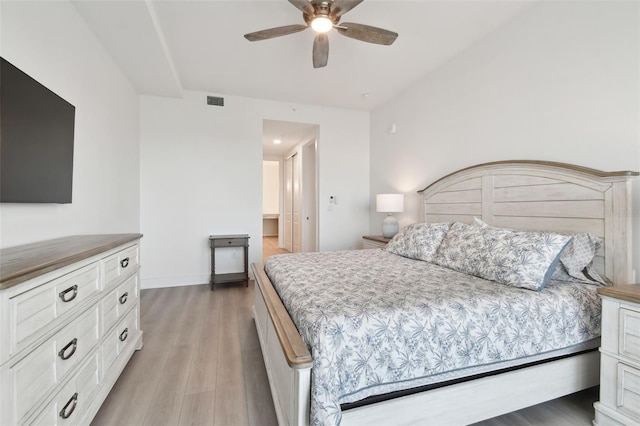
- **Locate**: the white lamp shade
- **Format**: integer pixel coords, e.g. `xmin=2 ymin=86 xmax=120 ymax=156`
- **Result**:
xmin=376 ymin=194 xmax=404 ymax=213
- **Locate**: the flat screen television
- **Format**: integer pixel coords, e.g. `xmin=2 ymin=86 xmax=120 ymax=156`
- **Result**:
xmin=1 ymin=57 xmax=75 ymax=203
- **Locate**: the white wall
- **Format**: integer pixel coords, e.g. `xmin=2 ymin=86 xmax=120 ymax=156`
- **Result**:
xmin=0 ymin=1 xmax=140 ymax=248
xmin=263 ymin=161 xmax=280 ymax=214
xmin=140 ymin=91 xmax=369 ymax=289
xmin=370 ymin=1 xmax=640 ymax=279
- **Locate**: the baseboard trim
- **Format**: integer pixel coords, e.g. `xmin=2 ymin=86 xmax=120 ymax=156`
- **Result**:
xmin=141 ymin=275 xmax=209 ymax=289
xmin=141 ymin=272 xmax=255 ymax=289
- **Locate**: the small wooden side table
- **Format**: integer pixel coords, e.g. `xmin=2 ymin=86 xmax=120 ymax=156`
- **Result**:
xmin=209 ymin=234 xmax=250 ymax=290
xmin=362 ymin=235 xmax=391 ymax=249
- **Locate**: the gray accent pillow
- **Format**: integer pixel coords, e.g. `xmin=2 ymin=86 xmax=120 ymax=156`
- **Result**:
xmin=385 ymin=222 xmax=451 ymax=262
xmin=433 ymin=222 xmax=571 ymax=291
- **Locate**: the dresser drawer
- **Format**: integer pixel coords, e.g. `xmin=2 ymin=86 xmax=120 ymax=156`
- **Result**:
xmin=101 ymin=306 xmax=139 ymax=380
xmin=9 ymin=262 xmax=100 ymax=357
xmin=619 ymin=307 xmax=640 ymax=363
xmin=101 ymin=274 xmax=139 ymax=335
xmin=6 ymin=304 xmax=100 ymax=424
xmin=616 ymin=362 xmax=640 ymax=421
xmin=29 ymin=349 xmax=100 ymax=426
xmin=362 ymin=240 xmax=387 ymax=249
xmin=211 ymin=237 xmax=247 ymax=247
xmin=103 ymin=244 xmax=139 ymax=291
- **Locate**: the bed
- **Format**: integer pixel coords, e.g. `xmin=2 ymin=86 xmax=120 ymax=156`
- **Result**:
xmin=252 ymin=160 xmax=638 ymax=426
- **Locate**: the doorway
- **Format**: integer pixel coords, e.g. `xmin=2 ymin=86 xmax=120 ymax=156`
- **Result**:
xmin=262 ymin=119 xmax=318 ymax=260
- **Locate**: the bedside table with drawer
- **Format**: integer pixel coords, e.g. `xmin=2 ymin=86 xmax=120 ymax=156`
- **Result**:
xmin=362 ymin=235 xmax=391 ymax=249
xmin=209 ymin=234 xmax=250 ymax=290
xmin=594 ymin=283 xmax=640 ymax=426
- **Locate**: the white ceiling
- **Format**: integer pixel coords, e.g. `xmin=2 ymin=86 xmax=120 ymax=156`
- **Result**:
xmin=72 ymin=0 xmax=534 ymax=111
xmin=263 ymin=120 xmax=319 ymax=157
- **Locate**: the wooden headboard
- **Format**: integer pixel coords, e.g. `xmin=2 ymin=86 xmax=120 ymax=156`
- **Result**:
xmin=418 ymin=160 xmax=638 ymax=285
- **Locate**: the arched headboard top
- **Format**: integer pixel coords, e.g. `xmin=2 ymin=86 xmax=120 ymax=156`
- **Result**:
xmin=419 ymin=160 xmax=638 ymax=195
xmin=418 ymin=160 xmax=638 ymax=285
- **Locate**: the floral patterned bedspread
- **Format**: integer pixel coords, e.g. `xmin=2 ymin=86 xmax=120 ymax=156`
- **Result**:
xmin=264 ymin=249 xmax=601 ymax=426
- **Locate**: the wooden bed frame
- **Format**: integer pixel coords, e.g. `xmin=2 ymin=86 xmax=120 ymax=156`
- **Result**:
xmin=252 ymin=160 xmax=638 ymax=426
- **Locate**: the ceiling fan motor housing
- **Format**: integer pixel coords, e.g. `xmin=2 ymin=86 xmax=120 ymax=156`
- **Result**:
xmin=304 ymin=2 xmax=339 ymax=27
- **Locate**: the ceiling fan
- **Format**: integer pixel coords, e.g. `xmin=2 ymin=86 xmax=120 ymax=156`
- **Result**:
xmin=244 ymin=0 xmax=398 ymax=68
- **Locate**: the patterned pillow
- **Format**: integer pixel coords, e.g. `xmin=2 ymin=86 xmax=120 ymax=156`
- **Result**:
xmin=385 ymin=222 xmax=451 ymax=262
xmin=473 ymin=217 xmax=605 ymax=286
xmin=551 ymin=262 xmax=607 ymax=285
xmin=433 ymin=222 xmax=572 ymax=291
xmin=551 ymin=233 xmax=606 ymax=285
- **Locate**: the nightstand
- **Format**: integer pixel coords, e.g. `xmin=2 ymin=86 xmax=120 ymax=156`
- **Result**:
xmin=594 ymin=284 xmax=640 ymax=425
xmin=362 ymin=235 xmax=391 ymax=249
xmin=209 ymin=234 xmax=250 ymax=290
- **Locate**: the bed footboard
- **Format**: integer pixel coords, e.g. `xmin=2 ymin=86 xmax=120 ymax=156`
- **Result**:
xmin=252 ymin=263 xmax=312 ymax=426
xmin=341 ymin=350 xmax=599 ymax=425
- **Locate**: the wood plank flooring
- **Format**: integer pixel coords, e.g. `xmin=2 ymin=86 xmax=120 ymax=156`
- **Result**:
xmin=262 ymin=236 xmax=289 ymax=263
xmin=91 ymin=281 xmax=277 ymax=426
xmin=91 ymin=238 xmax=599 ymax=425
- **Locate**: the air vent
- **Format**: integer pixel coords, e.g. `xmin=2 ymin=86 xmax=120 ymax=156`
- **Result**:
xmin=206 ymin=96 xmax=224 ymax=107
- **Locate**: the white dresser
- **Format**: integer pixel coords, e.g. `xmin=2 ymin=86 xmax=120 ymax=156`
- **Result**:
xmin=594 ymin=284 xmax=640 ymax=426
xmin=0 ymin=234 xmax=143 ymax=426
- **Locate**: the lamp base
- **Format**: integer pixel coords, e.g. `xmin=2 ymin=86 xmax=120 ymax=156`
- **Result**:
xmin=381 ymin=215 xmax=399 ymax=238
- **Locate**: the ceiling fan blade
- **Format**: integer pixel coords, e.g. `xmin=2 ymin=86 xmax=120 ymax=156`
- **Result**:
xmin=312 ymin=33 xmax=329 ymax=68
xmin=288 ymin=0 xmax=314 ymax=15
xmin=337 ymin=22 xmax=398 ymax=45
xmin=330 ymin=0 xmax=364 ymax=18
xmin=244 ymin=24 xmax=308 ymax=42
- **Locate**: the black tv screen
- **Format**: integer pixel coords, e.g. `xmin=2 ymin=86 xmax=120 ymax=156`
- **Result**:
xmin=1 ymin=57 xmax=75 ymax=203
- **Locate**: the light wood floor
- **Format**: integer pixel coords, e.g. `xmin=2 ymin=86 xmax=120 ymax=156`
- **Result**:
xmin=91 ymin=238 xmax=599 ymax=426
xmin=262 ymin=236 xmax=289 ymax=262
xmin=91 ymin=281 xmax=277 ymax=426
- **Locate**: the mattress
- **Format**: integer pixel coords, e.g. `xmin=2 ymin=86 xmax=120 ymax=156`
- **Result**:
xmin=264 ymin=249 xmax=602 ymax=426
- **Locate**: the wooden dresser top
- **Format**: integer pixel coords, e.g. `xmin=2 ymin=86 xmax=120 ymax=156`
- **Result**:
xmin=0 ymin=234 xmax=143 ymax=290
xmin=362 ymin=235 xmax=392 ymax=244
xmin=598 ymin=284 xmax=640 ymax=304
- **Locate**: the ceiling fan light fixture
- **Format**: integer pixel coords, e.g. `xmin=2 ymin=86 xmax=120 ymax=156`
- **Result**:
xmin=311 ymin=16 xmax=333 ymax=33
xmin=243 ymin=0 xmax=397 ymax=68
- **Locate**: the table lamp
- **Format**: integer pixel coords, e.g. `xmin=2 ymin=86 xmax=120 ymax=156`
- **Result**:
xmin=376 ymin=194 xmax=404 ymax=238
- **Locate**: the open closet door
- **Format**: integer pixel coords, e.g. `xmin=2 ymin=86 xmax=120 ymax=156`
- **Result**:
xmin=302 ymin=139 xmax=317 ymax=252
xmin=284 ymin=154 xmax=293 ymax=252
xmin=284 ymin=152 xmax=302 ymax=253
xmin=292 ymin=152 xmax=301 ymax=253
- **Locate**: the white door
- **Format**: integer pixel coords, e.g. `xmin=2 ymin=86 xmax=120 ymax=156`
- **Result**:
xmin=284 ymin=155 xmax=293 ymax=252
xmin=302 ymin=139 xmax=317 ymax=252
xmin=292 ymin=152 xmax=301 ymax=253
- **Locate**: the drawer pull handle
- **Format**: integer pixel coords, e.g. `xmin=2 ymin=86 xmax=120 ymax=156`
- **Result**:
xmin=58 ymin=338 xmax=78 ymax=360
xmin=120 ymin=257 xmax=130 ymax=268
xmin=119 ymin=292 xmax=129 ymax=304
xmin=59 ymin=285 xmax=78 ymax=303
xmin=228 ymin=241 xmax=232 ymax=244
xmin=59 ymin=392 xmax=78 ymax=419
xmin=119 ymin=328 xmax=128 ymax=342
